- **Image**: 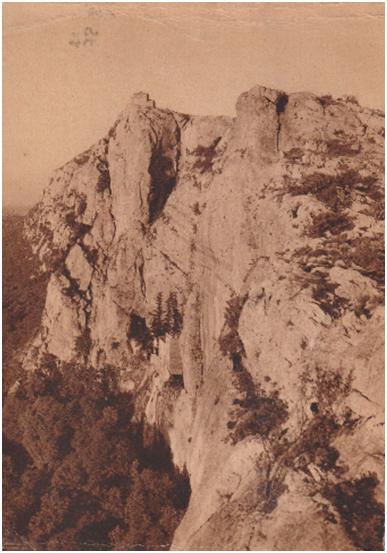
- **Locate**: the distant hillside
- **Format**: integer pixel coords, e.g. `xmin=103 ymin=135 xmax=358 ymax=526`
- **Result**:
xmin=2 ymin=213 xmax=49 ymax=395
xmin=3 ymin=205 xmax=34 ymax=217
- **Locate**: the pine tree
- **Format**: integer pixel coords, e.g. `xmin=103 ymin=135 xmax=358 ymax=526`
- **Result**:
xmin=166 ymin=292 xmax=183 ymax=337
xmin=150 ymin=293 xmax=166 ymax=339
xmin=165 ymin=292 xmax=174 ymax=335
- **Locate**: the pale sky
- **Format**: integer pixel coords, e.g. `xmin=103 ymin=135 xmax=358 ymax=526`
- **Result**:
xmin=3 ymin=2 xmax=385 ymax=208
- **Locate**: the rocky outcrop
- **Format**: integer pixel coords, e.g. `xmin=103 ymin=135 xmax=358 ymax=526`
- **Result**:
xmin=25 ymin=85 xmax=385 ymax=550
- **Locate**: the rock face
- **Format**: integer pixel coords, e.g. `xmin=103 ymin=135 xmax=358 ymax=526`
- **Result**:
xmin=25 ymin=86 xmax=385 ymax=551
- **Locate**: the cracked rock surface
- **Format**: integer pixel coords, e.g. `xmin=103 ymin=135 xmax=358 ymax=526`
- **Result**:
xmin=25 ymin=85 xmax=384 ymax=551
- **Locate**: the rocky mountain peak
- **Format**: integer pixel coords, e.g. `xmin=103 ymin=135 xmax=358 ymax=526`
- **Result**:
xmin=22 ymin=84 xmax=385 ymax=550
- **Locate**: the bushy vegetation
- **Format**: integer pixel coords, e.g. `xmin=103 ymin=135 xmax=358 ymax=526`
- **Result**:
xmin=219 ymin=294 xmax=289 ymax=445
xmin=191 ymin=137 xmax=221 ymax=174
xmin=325 ymin=139 xmax=359 ymax=158
xmin=151 ymin=293 xmax=184 ymax=340
xmin=287 ymin=169 xmax=384 ymax=312
xmin=75 ymin=327 xmax=93 ymax=357
xmin=219 ymin=294 xmax=248 ymax=366
xmin=317 ymin=94 xmax=337 ymax=107
xmin=310 ymin=275 xmax=349 ymax=319
xmin=295 ymin=230 xmax=385 ymax=298
xmin=270 ymin=365 xmax=383 ymax=551
xmin=3 ymin=215 xmax=49 ymax=396
xmin=348 ymin=235 xmax=385 ymax=287
xmin=323 ymin=473 xmax=384 ymax=551
xmin=127 ymin=313 xmax=154 ymax=358
xmin=3 ymin=222 xmax=190 ymax=550
xmin=306 ymin=211 xmax=354 ymax=238
xmin=126 ymin=293 xmax=184 ymax=359
xmin=342 ymin=95 xmax=359 ymax=106
xmin=3 ymin=362 xmax=191 ymax=551
xmin=218 ymin=288 xmax=383 ymax=545
xmin=287 ymin=170 xmax=382 ymax=213
xmin=228 ymin=366 xmax=289 ymax=445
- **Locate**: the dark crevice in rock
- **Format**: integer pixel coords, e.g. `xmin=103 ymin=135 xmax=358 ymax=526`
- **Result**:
xmin=276 ymin=93 xmax=289 ymax=151
xmin=276 ymin=93 xmax=289 ymax=116
xmin=127 ymin=312 xmax=154 ymax=358
xmin=136 ymin=250 xmax=146 ymax=298
xmin=148 ymin=147 xmax=177 ymax=224
xmin=159 ymin=250 xmax=190 ymax=279
xmin=96 ymin=158 xmax=111 ymax=194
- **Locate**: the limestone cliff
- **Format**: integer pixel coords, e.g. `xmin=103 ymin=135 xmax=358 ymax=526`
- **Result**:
xmin=25 ymin=86 xmax=384 ymax=550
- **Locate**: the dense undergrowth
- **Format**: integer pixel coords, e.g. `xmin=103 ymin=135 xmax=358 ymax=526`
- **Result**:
xmin=3 ymin=361 xmax=190 ymax=551
xmin=2 ymin=215 xmax=190 ymax=551
xmin=2 ymin=215 xmax=49 ymax=397
xmin=218 ymin=292 xmax=384 ymax=548
xmin=219 ymin=294 xmax=289 ymax=446
xmin=283 ymin=168 xmax=385 ymax=318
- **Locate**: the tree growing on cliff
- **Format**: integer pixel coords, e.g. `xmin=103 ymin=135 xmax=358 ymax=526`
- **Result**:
xmin=165 ymin=292 xmax=183 ymax=337
xmin=3 ymin=361 xmax=191 ymax=551
xmin=150 ymin=292 xmax=167 ymax=339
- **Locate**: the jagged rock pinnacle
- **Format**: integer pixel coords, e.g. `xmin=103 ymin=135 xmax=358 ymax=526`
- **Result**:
xmin=23 ymin=84 xmax=385 ymax=551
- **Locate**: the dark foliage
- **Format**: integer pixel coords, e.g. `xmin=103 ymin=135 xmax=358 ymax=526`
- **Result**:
xmin=349 ymin=235 xmax=385 ymax=288
xmin=218 ymin=293 xmax=289 ymax=444
xmin=3 ymin=223 xmax=190 ymax=550
xmin=150 ymin=292 xmax=184 ymax=344
xmin=229 ymin=365 xmax=289 ymax=444
xmin=165 ymin=293 xmax=183 ymax=337
xmin=288 ymin=169 xmax=384 ymax=303
xmin=311 ymin=279 xmax=349 ymax=319
xmin=75 ymin=328 xmax=92 ymax=357
xmin=317 ymin=94 xmax=337 ymax=107
xmin=323 ymin=473 xmax=384 ymax=550
xmin=2 ymin=215 xmax=49 ymax=396
xmin=127 ymin=313 xmax=154 ymax=358
xmin=3 ymin=362 xmax=191 ymax=550
xmin=295 ymin=265 xmax=350 ymax=320
xmin=287 ymin=169 xmax=382 ymax=214
xmin=150 ymin=293 xmax=167 ymax=339
xmin=219 ymin=294 xmax=248 ymax=366
xmin=258 ymin=366 xmax=361 ymax=523
xmin=306 ymin=211 xmax=355 ymax=238
xmin=325 ymin=139 xmax=359 ymax=157
xmin=295 ymin=232 xmax=385 ymax=292
xmin=192 ymin=137 xmax=221 ymax=174
xmin=342 ymin=95 xmax=359 ymax=106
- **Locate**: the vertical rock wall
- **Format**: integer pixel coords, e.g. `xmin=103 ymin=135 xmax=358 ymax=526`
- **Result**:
xmin=25 ymin=85 xmax=385 ymax=551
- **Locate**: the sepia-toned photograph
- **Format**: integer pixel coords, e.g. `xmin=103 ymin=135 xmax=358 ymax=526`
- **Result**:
xmin=3 ymin=2 xmax=385 ymax=551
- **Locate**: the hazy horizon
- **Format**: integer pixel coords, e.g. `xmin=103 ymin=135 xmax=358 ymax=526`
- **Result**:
xmin=3 ymin=2 xmax=385 ymax=208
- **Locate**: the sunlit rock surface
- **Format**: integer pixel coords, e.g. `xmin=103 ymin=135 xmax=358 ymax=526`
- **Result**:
xmin=25 ymin=85 xmax=385 ymax=551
